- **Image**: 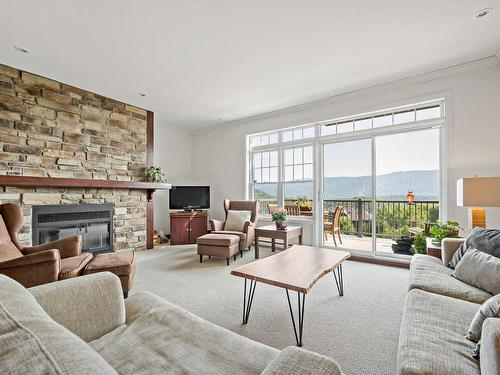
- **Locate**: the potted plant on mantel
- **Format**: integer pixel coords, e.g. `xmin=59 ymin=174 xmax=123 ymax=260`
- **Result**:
xmin=429 ymin=220 xmax=461 ymax=245
xmin=272 ymin=208 xmax=288 ymax=230
xmin=144 ymin=166 xmax=167 ymax=183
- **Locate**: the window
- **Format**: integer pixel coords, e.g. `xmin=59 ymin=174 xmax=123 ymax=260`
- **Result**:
xmin=248 ymin=99 xmax=444 ymax=226
xmin=250 ymin=145 xmax=314 ymax=216
xmin=249 ymin=133 xmax=278 ymax=147
xmin=282 ymin=126 xmax=314 ymax=142
xmin=253 ymin=151 xmax=278 ymax=183
xmin=284 ymin=146 xmax=313 ymax=182
xmin=252 ymin=151 xmax=279 ymax=213
xmin=320 ymin=103 xmax=442 ymax=136
xmin=283 ymin=146 xmax=314 ymax=212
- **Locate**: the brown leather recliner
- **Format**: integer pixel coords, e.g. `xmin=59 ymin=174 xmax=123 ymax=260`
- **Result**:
xmin=0 ymin=203 xmax=92 ymax=288
xmin=209 ymin=200 xmax=259 ymax=251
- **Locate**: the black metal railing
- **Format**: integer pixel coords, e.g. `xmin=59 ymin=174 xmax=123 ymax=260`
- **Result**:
xmin=258 ymin=198 xmax=439 ymax=239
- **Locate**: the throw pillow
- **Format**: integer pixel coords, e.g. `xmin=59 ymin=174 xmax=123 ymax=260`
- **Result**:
xmin=466 ymin=294 xmax=500 ymax=342
xmin=224 ymin=210 xmax=252 ymax=232
xmin=448 ymin=228 xmax=500 ymax=269
xmin=452 ymin=249 xmax=500 ymax=295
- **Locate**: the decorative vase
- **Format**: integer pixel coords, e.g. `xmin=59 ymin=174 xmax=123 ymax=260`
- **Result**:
xmin=275 ymin=220 xmax=287 ymax=230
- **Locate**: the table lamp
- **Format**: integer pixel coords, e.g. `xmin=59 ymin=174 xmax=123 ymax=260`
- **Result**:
xmin=457 ymin=176 xmax=500 ymax=228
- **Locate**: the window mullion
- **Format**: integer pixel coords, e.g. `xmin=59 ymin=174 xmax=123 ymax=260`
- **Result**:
xmin=278 ymin=146 xmax=284 ymax=208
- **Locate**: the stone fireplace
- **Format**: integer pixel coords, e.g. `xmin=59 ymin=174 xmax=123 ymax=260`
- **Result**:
xmin=0 ymin=63 xmax=156 ymax=251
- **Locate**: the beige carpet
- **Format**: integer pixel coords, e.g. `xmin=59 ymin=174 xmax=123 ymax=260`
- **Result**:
xmin=134 ymin=245 xmax=409 ymax=375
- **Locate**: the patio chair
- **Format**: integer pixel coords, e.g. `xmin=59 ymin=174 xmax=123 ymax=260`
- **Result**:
xmin=324 ymin=211 xmax=333 ymax=241
xmin=285 ymin=205 xmax=301 ymax=216
xmin=267 ymin=203 xmax=278 ymax=215
xmin=326 ymin=206 xmax=343 ymax=247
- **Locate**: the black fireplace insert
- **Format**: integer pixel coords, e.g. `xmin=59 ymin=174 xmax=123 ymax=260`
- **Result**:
xmin=32 ymin=203 xmax=114 ymax=254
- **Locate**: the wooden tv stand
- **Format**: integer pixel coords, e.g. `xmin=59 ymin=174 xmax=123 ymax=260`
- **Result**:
xmin=170 ymin=211 xmax=208 ymax=245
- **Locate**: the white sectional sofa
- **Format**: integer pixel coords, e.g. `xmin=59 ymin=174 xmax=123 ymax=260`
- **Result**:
xmin=398 ymin=238 xmax=500 ymax=375
xmin=0 ymin=272 xmax=343 ymax=374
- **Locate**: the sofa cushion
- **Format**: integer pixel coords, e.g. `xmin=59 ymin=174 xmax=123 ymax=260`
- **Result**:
xmin=397 ymin=289 xmax=480 ymax=375
xmin=261 ymin=346 xmax=342 ymax=375
xmin=0 ymin=274 xmax=117 ymax=374
xmin=83 ymin=250 xmax=135 ymax=276
xmin=452 ymin=249 xmax=500 ymax=295
xmin=211 ymin=230 xmax=247 ymax=242
xmin=224 ymin=210 xmax=251 ymax=232
xmin=467 ymin=294 xmax=500 ymax=342
xmin=409 ymin=254 xmax=492 ymax=304
xmin=480 ymin=318 xmax=500 ymax=375
xmin=0 ymin=303 xmax=61 ymax=374
xmin=449 ymin=228 xmax=500 ymax=269
xmin=90 ymin=291 xmax=278 ymax=375
xmin=29 ymin=272 xmax=126 ymax=343
xmin=59 ymin=252 xmax=92 ymax=279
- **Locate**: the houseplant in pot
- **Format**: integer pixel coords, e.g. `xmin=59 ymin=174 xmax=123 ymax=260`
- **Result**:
xmin=272 ymin=208 xmax=288 ymax=230
xmin=429 ymin=220 xmax=461 ymax=245
xmin=144 ymin=165 xmax=166 ymax=182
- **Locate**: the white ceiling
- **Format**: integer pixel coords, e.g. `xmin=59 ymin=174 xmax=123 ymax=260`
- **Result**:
xmin=1 ymin=0 xmax=499 ymax=130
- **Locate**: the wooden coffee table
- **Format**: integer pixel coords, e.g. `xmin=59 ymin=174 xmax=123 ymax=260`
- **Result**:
xmin=254 ymin=224 xmax=303 ymax=259
xmin=231 ymin=245 xmax=350 ymax=346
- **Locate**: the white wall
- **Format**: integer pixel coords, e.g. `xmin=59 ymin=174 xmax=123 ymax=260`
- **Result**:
xmin=190 ymin=59 xmax=500 ymax=243
xmin=153 ymin=123 xmax=193 ymax=234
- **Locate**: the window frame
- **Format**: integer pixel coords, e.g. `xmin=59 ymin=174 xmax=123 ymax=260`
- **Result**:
xmin=249 ymin=139 xmax=315 ymax=218
xmin=247 ymin=99 xmax=446 ymax=224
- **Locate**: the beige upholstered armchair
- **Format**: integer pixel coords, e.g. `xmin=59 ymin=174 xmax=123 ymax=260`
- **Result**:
xmin=209 ymin=200 xmax=259 ymax=251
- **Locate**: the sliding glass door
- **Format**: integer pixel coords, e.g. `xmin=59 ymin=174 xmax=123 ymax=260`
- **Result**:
xmin=322 ymin=128 xmax=440 ymax=256
xmin=374 ymin=128 xmax=440 ymax=255
xmin=322 ymin=139 xmax=373 ymax=253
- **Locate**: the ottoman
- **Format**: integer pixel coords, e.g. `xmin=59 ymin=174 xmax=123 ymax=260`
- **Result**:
xmin=83 ymin=250 xmax=136 ymax=297
xmin=197 ymin=233 xmax=241 ymax=266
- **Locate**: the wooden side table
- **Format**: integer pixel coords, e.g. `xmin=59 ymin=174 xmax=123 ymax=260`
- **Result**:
xmin=426 ymin=237 xmax=442 ymax=260
xmin=254 ymin=225 xmax=303 ymax=259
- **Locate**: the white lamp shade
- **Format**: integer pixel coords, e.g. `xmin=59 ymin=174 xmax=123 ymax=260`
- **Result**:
xmin=457 ymin=177 xmax=500 ymax=207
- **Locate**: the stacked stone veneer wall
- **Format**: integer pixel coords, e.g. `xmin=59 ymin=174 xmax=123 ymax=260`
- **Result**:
xmin=0 ymin=64 xmax=147 ymax=251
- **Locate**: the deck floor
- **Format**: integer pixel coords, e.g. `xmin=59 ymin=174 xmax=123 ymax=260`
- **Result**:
xmin=323 ymin=234 xmax=394 ymax=254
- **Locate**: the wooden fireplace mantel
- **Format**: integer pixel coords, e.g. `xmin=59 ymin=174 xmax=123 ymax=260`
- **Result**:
xmin=0 ymin=175 xmax=172 ymax=193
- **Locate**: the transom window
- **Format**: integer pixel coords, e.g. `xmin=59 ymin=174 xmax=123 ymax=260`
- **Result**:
xmin=282 ymin=126 xmax=314 ymax=142
xmin=250 ymin=132 xmax=279 ymax=147
xmin=320 ymin=103 xmax=442 ymax=136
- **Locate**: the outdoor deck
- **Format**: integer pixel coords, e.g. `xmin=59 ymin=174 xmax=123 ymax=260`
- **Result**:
xmin=323 ymin=234 xmax=394 ymax=254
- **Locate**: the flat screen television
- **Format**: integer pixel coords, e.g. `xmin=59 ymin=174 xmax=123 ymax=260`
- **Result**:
xmin=169 ymin=186 xmax=210 ymax=210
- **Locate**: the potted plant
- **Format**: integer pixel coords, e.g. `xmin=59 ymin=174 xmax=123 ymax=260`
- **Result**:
xmin=272 ymin=208 xmax=288 ymax=230
xmin=429 ymin=220 xmax=461 ymax=245
xmin=412 ymin=232 xmax=427 ymax=254
xmin=294 ymin=195 xmax=312 ymax=212
xmin=144 ymin=165 xmax=166 ymax=183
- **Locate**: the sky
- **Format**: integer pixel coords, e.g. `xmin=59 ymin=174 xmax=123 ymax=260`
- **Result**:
xmin=323 ymin=128 xmax=439 ymax=177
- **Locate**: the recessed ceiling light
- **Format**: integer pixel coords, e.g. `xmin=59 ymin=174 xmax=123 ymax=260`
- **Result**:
xmin=475 ymin=7 xmax=493 ymax=19
xmin=138 ymin=92 xmax=146 ymax=97
xmin=14 ymin=45 xmax=30 ymax=54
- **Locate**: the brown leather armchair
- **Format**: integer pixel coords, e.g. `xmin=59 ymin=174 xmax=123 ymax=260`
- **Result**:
xmin=209 ymin=200 xmax=259 ymax=251
xmin=0 ymin=203 xmax=92 ymax=288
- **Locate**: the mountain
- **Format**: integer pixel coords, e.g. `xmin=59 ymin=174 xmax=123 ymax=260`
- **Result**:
xmin=323 ymin=170 xmax=438 ymax=200
xmin=256 ymin=170 xmax=439 ymax=201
